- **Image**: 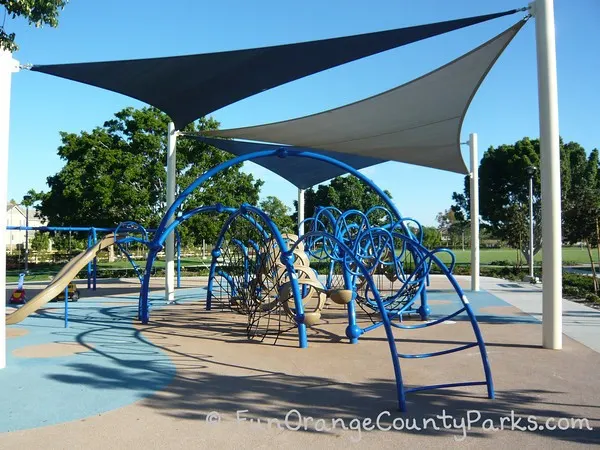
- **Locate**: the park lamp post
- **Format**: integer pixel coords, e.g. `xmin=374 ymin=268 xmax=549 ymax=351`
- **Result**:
xmin=525 ymin=166 xmax=538 ymax=283
xmin=23 ymin=194 xmax=32 ymax=274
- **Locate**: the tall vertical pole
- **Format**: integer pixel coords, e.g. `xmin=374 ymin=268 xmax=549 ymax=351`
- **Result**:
xmin=165 ymin=122 xmax=177 ymax=303
xmin=533 ymin=0 xmax=562 ymax=349
xmin=529 ymin=174 xmax=535 ymax=279
xmin=298 ymin=188 xmax=305 ymax=237
xmin=24 ymin=206 xmax=29 ymax=273
xmin=469 ymin=133 xmax=480 ymax=292
xmin=0 ymin=49 xmax=19 ymax=370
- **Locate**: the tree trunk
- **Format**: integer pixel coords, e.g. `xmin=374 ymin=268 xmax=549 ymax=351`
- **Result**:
xmin=108 ymin=245 xmax=116 ymax=263
xmin=586 ymin=241 xmax=598 ymax=294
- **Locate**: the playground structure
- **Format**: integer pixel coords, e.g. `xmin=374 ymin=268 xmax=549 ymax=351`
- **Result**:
xmin=5 ymin=148 xmax=495 ymax=412
xmin=134 ymin=148 xmax=494 ymax=412
xmin=6 ymin=225 xmax=184 ymax=290
xmin=4 ymin=222 xmax=167 ymax=325
xmin=1 ymin=3 xmax=567 ymax=418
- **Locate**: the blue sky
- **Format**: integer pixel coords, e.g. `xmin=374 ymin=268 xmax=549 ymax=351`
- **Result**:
xmin=5 ymin=0 xmax=599 ymax=226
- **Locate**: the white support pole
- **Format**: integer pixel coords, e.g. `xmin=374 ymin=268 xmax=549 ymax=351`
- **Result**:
xmin=469 ymin=133 xmax=480 ymax=292
xmin=297 ymin=188 xmax=305 ymax=236
xmin=0 ymin=50 xmax=19 ymax=369
xmin=532 ymin=0 xmax=562 ymax=349
xmin=529 ymin=174 xmax=535 ymax=279
xmin=165 ymin=122 xmax=177 ymax=303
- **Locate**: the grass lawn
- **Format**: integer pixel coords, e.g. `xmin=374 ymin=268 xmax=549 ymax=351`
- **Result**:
xmin=6 ymin=256 xmax=211 ymax=283
xmin=433 ymin=246 xmax=599 ymax=266
xmin=6 ymin=247 xmax=599 ymax=283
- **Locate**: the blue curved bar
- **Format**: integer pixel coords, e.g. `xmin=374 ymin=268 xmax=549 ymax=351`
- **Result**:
xmin=397 ymin=343 xmax=478 ymax=359
xmin=131 ymin=146 xmax=493 ymax=409
xmin=290 ymin=229 xmax=494 ymax=411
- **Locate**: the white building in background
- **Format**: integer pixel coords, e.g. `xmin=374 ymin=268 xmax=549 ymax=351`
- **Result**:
xmin=5 ymin=203 xmax=45 ymax=251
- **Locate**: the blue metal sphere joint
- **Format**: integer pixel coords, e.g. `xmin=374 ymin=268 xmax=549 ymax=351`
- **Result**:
xmin=418 ymin=304 xmax=431 ymax=321
xmin=212 ymin=248 xmax=222 ymax=258
xmin=345 ymin=324 xmax=363 ymax=340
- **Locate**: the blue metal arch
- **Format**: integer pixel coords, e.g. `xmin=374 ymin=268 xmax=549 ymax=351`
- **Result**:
xmin=206 ymin=212 xmax=270 ymax=307
xmin=138 ymin=204 xmax=236 ymax=322
xmin=152 ymin=148 xmax=415 ymax=248
xmin=206 ymin=209 xmax=272 ymax=312
xmin=287 ymin=229 xmax=494 ymax=411
xmin=140 ymin=148 xmax=425 ymax=335
xmin=204 ymin=204 xmax=310 ymax=348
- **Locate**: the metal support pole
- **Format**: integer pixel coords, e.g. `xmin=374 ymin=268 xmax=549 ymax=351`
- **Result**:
xmin=532 ymin=0 xmax=562 ymax=349
xmin=0 ymin=49 xmax=19 ymax=370
xmin=91 ymin=228 xmax=97 ymax=290
xmin=176 ymin=232 xmax=181 ymax=289
xmin=529 ymin=174 xmax=535 ymax=279
xmin=165 ymin=122 xmax=177 ymax=303
xmin=64 ymin=285 xmax=69 ymax=328
xmin=24 ymin=205 xmax=29 ymax=273
xmin=469 ymin=133 xmax=480 ymax=292
xmin=298 ymin=188 xmax=305 ymax=236
xmin=87 ymin=232 xmax=92 ymax=289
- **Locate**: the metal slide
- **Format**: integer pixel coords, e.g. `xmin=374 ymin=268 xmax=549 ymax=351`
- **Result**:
xmin=5 ymin=235 xmax=116 ymax=325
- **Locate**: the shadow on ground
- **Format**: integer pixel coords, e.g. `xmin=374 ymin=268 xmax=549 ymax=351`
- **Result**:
xmin=42 ymin=303 xmax=600 ymax=445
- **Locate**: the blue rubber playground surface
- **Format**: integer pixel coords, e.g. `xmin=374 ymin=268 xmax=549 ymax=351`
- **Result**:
xmin=0 ymin=289 xmax=202 ymax=433
xmin=425 ymin=289 xmax=540 ymax=325
xmin=1 ymin=285 xmax=537 ymax=433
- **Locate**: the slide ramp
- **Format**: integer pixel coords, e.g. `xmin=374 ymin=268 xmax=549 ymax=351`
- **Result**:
xmin=6 ymin=235 xmax=116 ymax=325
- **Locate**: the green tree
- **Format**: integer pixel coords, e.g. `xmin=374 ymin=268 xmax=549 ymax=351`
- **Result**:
xmin=1 ymin=1 xmax=68 ymax=52
xmin=21 ymin=191 xmax=34 ymax=207
xmin=452 ymin=137 xmax=542 ymax=263
xmin=50 ymin=231 xmax=86 ymax=253
xmin=293 ymin=175 xmax=393 ymax=223
xmin=421 ymin=226 xmax=442 ymax=249
xmin=436 ymin=208 xmax=469 ymax=249
xmin=259 ymin=196 xmax=295 ymax=233
xmin=34 ymin=107 xmax=264 ymax=246
xmin=562 ymin=147 xmax=600 ymax=293
xmin=30 ymin=231 xmax=49 ymax=252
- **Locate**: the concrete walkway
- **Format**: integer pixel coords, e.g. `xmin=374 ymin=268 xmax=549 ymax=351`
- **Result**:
xmin=459 ymin=275 xmax=600 ymax=354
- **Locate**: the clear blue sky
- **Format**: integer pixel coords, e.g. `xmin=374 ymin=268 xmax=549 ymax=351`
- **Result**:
xmin=5 ymin=0 xmax=599 ymax=226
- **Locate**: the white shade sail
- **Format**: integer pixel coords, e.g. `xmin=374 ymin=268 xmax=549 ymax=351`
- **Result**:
xmin=204 ymin=19 xmax=527 ymax=175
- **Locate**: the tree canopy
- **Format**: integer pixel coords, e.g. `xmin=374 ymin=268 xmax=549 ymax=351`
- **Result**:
xmin=0 ymin=0 xmax=68 ymax=51
xmin=435 ymin=208 xmax=468 ymax=249
xmin=452 ymin=137 xmax=542 ymax=262
xmin=293 ymin=175 xmax=393 ymax=223
xmin=561 ymin=145 xmax=600 ymax=292
xmin=30 ymin=231 xmax=49 ymax=252
xmin=451 ymin=136 xmax=600 ymax=269
xmin=33 ymin=107 xmax=264 ymax=245
xmin=421 ymin=226 xmax=442 ymax=249
xmin=260 ymin=196 xmax=295 ymax=234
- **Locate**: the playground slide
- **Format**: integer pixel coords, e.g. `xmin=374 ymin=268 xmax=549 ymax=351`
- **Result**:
xmin=6 ymin=235 xmax=117 ymax=325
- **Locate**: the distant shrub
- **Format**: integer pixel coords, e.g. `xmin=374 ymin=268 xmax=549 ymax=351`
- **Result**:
xmin=585 ymin=293 xmax=600 ymax=303
xmin=487 ymin=260 xmax=513 ymax=266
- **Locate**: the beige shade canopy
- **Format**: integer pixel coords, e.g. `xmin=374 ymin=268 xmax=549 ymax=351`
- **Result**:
xmin=203 ymin=19 xmax=526 ymax=175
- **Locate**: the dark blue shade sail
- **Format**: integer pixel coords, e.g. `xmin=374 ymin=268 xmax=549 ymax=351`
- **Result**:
xmin=188 ymin=136 xmax=387 ymax=189
xmin=199 ymin=19 xmax=527 ymax=179
xmin=30 ymin=9 xmax=520 ymax=129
